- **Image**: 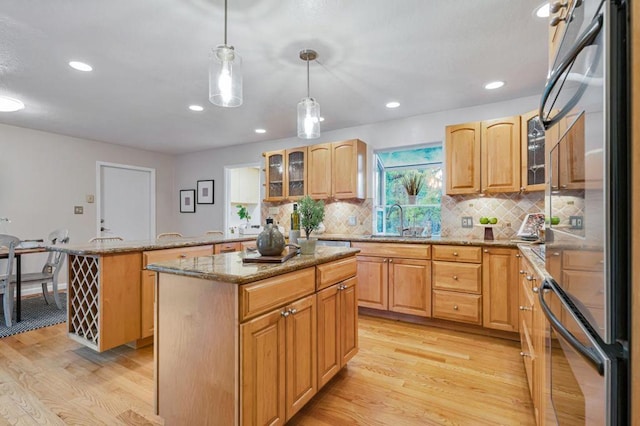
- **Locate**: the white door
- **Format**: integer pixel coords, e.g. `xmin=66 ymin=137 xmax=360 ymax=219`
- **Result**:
xmin=97 ymin=162 xmax=156 ymax=241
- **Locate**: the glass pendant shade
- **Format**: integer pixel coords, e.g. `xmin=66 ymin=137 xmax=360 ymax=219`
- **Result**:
xmin=297 ymin=97 xmax=320 ymax=139
xmin=209 ymin=45 xmax=242 ymax=107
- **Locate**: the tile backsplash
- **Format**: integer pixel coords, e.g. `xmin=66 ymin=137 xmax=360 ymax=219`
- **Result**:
xmin=262 ymin=191 xmax=551 ymax=240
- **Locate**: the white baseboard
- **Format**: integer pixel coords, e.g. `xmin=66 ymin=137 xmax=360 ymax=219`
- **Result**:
xmin=20 ymin=282 xmax=68 ymax=297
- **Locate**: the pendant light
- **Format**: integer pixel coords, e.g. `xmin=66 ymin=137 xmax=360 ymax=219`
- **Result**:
xmin=297 ymin=49 xmax=320 ymax=139
xmin=209 ymin=0 xmax=242 ymax=107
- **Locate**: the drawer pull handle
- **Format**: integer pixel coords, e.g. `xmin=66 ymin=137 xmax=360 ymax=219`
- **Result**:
xmin=281 ymin=311 xmax=290 ymax=318
xmin=453 ymin=252 xmax=458 ymax=256
xmin=288 ymin=308 xmax=297 ymax=315
xmin=532 ymin=286 xmax=540 ymax=293
xmin=453 ymin=305 xmax=459 ymax=311
xmin=179 ymin=254 xmax=187 ymax=258
xmin=519 ymin=270 xmax=526 ymax=275
xmin=452 ymin=275 xmax=458 ymax=280
xmin=519 ymin=305 xmax=532 ymax=311
xmin=520 ymin=351 xmax=532 ymax=358
xmin=483 ymin=249 xmax=489 ymax=253
xmin=515 ymin=253 xmax=521 ymax=258
xmin=526 ymin=275 xmax=534 ymax=281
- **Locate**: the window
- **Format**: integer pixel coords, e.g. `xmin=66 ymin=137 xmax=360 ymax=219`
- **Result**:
xmin=374 ymin=144 xmax=443 ymax=236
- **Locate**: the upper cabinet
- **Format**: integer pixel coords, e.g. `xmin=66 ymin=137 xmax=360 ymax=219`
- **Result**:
xmin=266 ymin=139 xmax=367 ymax=201
xmin=481 ymin=116 xmax=521 ymax=193
xmin=446 ymin=116 xmax=522 ymax=195
xmin=548 ymin=0 xmax=578 ymax=71
xmin=521 ymin=110 xmax=547 ymax=192
xmin=264 ymin=147 xmax=308 ymax=202
xmin=331 ymin=139 xmax=367 ymax=200
xmin=445 ymin=122 xmax=481 ymax=194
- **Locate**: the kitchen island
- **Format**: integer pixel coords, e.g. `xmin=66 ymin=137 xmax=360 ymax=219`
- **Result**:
xmin=147 ymin=246 xmax=359 ymax=425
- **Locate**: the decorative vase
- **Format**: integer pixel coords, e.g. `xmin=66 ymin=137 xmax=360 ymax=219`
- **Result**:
xmin=298 ymin=238 xmax=317 ymax=255
xmin=256 ymin=218 xmax=285 ymax=256
xmin=408 ymin=195 xmax=417 ymax=204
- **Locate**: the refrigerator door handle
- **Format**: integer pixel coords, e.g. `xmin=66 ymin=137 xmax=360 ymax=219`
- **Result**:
xmin=539 ymin=12 xmax=603 ymax=129
xmin=538 ymin=280 xmax=605 ymax=375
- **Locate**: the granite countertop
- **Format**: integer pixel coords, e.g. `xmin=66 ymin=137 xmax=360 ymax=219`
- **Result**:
xmin=146 ymin=246 xmax=360 ymax=285
xmin=48 ymin=235 xmax=257 ymax=255
xmin=318 ymin=233 xmax=539 ymax=248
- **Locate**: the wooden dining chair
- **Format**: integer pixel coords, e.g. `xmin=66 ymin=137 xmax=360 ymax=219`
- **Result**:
xmin=0 ymin=234 xmax=20 ymax=327
xmin=11 ymin=229 xmax=69 ymax=309
xmin=157 ymin=232 xmax=183 ymax=239
xmin=88 ymin=236 xmax=124 ymax=243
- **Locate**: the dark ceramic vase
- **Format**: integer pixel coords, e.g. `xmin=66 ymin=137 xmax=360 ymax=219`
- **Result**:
xmin=257 ymin=218 xmax=285 ymax=256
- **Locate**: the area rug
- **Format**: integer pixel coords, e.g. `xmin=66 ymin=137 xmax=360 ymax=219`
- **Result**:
xmin=0 ymin=293 xmax=67 ymax=338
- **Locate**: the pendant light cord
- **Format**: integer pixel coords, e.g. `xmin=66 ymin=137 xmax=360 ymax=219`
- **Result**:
xmin=223 ymin=0 xmax=228 ymax=46
xmin=306 ymin=58 xmax=310 ymax=98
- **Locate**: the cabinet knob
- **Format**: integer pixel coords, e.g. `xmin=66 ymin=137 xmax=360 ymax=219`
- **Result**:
xmin=483 ymin=249 xmax=489 ymax=253
xmin=179 ymin=254 xmax=187 ymax=258
xmin=520 ymin=351 xmax=532 ymax=358
xmin=389 ymin=259 xmax=393 ymax=263
xmin=526 ymin=275 xmax=534 ymax=281
xmin=515 ymin=253 xmax=521 ymax=258
xmin=519 ymin=305 xmax=532 ymax=311
xmin=453 ymin=305 xmax=459 ymax=311
xmin=520 ymin=187 xmax=526 ymax=192
xmin=452 ymin=275 xmax=458 ymax=280
xmin=453 ymin=252 xmax=458 ymax=256
xmin=288 ymin=308 xmax=297 ymax=315
xmin=549 ymin=0 xmax=568 ymax=13
xmin=532 ymin=286 xmax=540 ymax=293
xmin=519 ymin=270 xmax=526 ymax=275
xmin=281 ymin=311 xmax=290 ymax=317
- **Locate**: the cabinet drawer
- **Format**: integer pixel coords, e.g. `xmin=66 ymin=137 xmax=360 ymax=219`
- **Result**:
xmin=432 ymin=261 xmax=481 ymax=294
xmin=563 ymin=250 xmax=604 ymax=271
xmin=316 ymin=257 xmax=357 ymax=291
xmin=214 ymin=242 xmax=242 ymax=254
xmin=351 ymin=242 xmax=430 ymax=259
xmin=143 ymin=245 xmax=213 ymax=267
xmin=432 ymin=290 xmax=482 ymax=325
xmin=519 ymin=280 xmax=534 ymax=334
xmin=241 ymin=240 xmax=257 ymax=250
xmin=519 ymin=319 xmax=534 ymax=397
xmin=239 ymin=267 xmax=315 ymax=321
xmin=432 ymin=245 xmax=482 ymax=263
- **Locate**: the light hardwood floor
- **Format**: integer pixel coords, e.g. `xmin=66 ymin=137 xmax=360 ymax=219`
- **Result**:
xmin=0 ymin=315 xmax=534 ymax=425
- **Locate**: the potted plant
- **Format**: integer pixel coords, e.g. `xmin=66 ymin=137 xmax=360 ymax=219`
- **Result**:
xmin=297 ymin=195 xmax=325 ymax=254
xmin=401 ymin=171 xmax=424 ymax=204
xmin=236 ymin=205 xmax=251 ymax=231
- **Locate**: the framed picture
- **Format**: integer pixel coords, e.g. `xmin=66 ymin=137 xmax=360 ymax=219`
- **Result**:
xmin=197 ymin=180 xmax=214 ymax=204
xmin=180 ymin=189 xmax=196 ymax=213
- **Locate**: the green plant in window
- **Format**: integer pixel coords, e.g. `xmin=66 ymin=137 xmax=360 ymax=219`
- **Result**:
xmin=401 ymin=171 xmax=424 ymax=196
xmin=236 ymin=205 xmax=251 ymax=223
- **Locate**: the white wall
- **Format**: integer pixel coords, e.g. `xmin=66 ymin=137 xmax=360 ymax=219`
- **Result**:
xmin=174 ymin=94 xmax=541 ymax=235
xmin=0 ymin=123 xmax=176 ymax=287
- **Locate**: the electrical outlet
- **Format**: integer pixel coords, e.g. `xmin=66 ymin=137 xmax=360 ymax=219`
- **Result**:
xmin=348 ymin=215 xmax=357 ymax=226
xmin=570 ymin=216 xmax=583 ymax=229
xmin=461 ymin=216 xmax=473 ymax=228
xmin=268 ymin=207 xmax=279 ymax=215
xmin=74 ymin=206 xmax=84 ymax=214
xmin=86 ymin=194 xmax=95 ymax=203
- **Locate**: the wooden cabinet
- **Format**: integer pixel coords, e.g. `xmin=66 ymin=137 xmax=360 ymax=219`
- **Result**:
xmin=317 ymin=276 xmax=358 ymax=388
xmin=482 ymin=247 xmax=519 ymax=332
xmin=548 ymin=0 xmax=577 ymax=70
xmin=331 ymin=139 xmax=367 ymax=200
xmin=141 ymin=245 xmax=213 ymax=340
xmin=432 ymin=245 xmax=483 ymax=325
xmin=264 ymin=147 xmax=308 ymax=202
xmin=352 ymin=242 xmax=431 ymax=317
xmin=521 ymin=110 xmax=547 ymax=192
xmin=445 ymin=122 xmax=481 ymax=194
xmin=307 ymin=143 xmax=332 ymax=199
xmin=446 ymin=116 xmax=521 ymax=194
xmin=481 ymin=116 xmax=521 ymax=193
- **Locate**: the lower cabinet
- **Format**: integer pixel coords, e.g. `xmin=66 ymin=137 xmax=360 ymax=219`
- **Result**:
xmin=482 ymin=247 xmax=519 ymax=332
xmin=241 ymin=294 xmax=317 ymax=424
xmin=351 ymin=242 xmax=432 ymax=317
xmin=317 ymin=276 xmax=358 ymax=388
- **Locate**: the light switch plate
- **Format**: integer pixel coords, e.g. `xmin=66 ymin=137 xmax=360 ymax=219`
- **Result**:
xmin=74 ymin=206 xmax=84 ymax=214
xmin=348 ymin=215 xmax=357 ymax=226
xmin=569 ymin=216 xmax=583 ymax=229
xmin=461 ymin=216 xmax=473 ymax=228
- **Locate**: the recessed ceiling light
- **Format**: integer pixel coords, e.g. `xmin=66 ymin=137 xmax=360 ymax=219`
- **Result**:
xmin=385 ymin=101 xmax=400 ymax=109
xmin=189 ymin=105 xmax=204 ymax=112
xmin=255 ymin=128 xmax=266 ymax=134
xmin=0 ymin=96 xmax=25 ymax=112
xmin=484 ymin=81 xmax=505 ymax=90
xmin=319 ymin=117 xmax=325 ymax=122
xmin=68 ymin=61 xmax=93 ymax=72
xmin=535 ymin=2 xmax=550 ymax=18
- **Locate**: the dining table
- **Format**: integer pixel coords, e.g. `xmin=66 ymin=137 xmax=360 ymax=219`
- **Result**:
xmin=0 ymin=244 xmax=48 ymax=323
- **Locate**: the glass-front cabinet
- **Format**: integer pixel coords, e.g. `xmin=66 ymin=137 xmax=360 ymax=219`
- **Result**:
xmin=264 ymin=147 xmax=307 ymax=201
xmin=521 ymin=110 xmax=546 ymax=192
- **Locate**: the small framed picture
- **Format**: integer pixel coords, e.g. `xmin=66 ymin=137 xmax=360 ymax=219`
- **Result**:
xmin=180 ymin=189 xmax=196 ymax=213
xmin=197 ymin=180 xmax=214 ymax=204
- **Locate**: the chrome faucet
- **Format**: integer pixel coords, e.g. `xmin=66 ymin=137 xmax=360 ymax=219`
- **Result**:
xmin=386 ymin=203 xmax=407 ymax=235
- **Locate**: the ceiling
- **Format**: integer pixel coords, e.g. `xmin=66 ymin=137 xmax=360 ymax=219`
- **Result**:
xmin=0 ymin=0 xmax=549 ymax=155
